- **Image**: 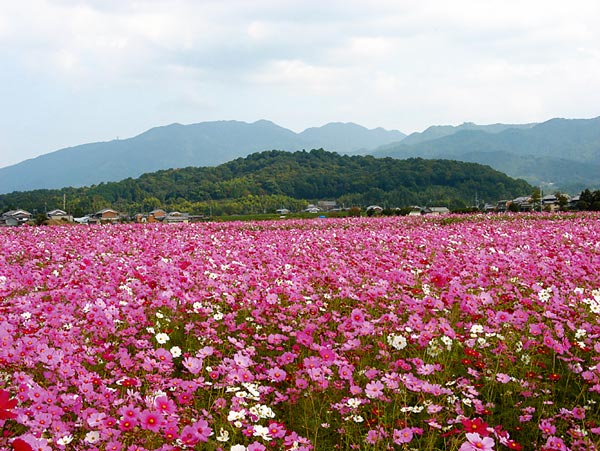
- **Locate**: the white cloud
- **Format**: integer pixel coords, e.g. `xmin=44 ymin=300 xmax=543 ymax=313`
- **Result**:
xmin=1 ymin=0 xmax=599 ymax=167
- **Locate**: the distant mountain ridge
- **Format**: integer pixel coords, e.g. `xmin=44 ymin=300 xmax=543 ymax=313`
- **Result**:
xmin=2 ymin=115 xmax=599 ymax=195
xmin=398 ymin=122 xmax=537 ymax=146
xmin=371 ymin=116 xmax=600 ymax=192
xmin=0 ymin=120 xmax=405 ymax=194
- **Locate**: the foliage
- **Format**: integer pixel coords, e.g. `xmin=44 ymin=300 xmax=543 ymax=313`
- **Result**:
xmin=577 ymin=189 xmax=600 ymax=211
xmin=0 ymin=149 xmax=532 ymax=216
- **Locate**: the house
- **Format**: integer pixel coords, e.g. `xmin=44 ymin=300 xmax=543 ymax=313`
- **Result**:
xmin=510 ymin=196 xmax=533 ymax=211
xmin=74 ymin=215 xmax=91 ymax=224
xmin=425 ymin=207 xmax=450 ymax=215
xmin=275 ymin=208 xmax=290 ymax=215
xmin=1 ymin=209 xmax=32 ymax=226
xmin=407 ymin=206 xmax=450 ymax=216
xmin=496 ymin=200 xmax=509 ymax=212
xmin=47 ymin=209 xmax=73 ymax=222
xmin=568 ymin=195 xmax=580 ymax=210
xmin=304 ymin=204 xmax=321 ymax=213
xmin=165 ymin=211 xmax=189 ymax=224
xmin=89 ymin=208 xmax=120 ymax=224
xmin=317 ymin=200 xmax=337 ymax=211
xmin=541 ymin=194 xmax=567 ymax=211
xmin=149 ymin=209 xmax=167 ymax=222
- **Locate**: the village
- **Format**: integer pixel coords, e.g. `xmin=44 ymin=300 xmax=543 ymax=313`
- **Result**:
xmin=0 ymin=192 xmax=579 ymax=227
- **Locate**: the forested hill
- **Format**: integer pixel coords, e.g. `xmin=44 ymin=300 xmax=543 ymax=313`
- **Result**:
xmin=0 ymin=149 xmax=532 ymax=216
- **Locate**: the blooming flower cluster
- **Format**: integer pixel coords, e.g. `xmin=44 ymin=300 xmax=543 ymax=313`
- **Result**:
xmin=1 ymin=213 xmax=600 ymax=450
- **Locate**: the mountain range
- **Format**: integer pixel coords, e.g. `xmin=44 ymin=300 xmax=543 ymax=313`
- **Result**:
xmin=0 ymin=121 xmax=405 ymax=194
xmin=372 ymin=117 xmax=600 ymax=192
xmin=1 ymin=116 xmax=599 ymax=195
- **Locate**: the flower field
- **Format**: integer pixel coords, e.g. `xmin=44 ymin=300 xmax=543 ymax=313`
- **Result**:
xmin=1 ymin=213 xmax=600 ymax=451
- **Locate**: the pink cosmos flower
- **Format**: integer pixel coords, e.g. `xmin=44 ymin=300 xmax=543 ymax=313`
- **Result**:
xmin=276 ymin=351 xmax=297 ymax=365
xmin=539 ymin=419 xmax=556 ymax=435
xmin=267 ymin=421 xmax=287 ymax=439
xmin=154 ymin=395 xmax=176 ymax=414
xmin=193 ymin=418 xmax=213 ymax=442
xmin=267 ymin=367 xmax=287 ymax=382
xmin=140 ymin=409 xmax=163 ymax=432
xmin=179 ymin=425 xmax=201 ymax=446
xmin=545 ymin=436 xmax=567 ymax=451
xmin=105 ymin=441 xmax=122 ymax=451
xmin=350 ymin=308 xmax=365 ymax=324
xmin=393 ymin=427 xmax=413 ymax=444
xmin=459 ymin=433 xmax=495 ymax=451
xmin=495 ymin=373 xmax=511 ymax=384
xmin=118 ymin=405 xmax=141 ymax=420
xmin=365 ymin=380 xmax=384 ymax=399
xmin=182 ymin=356 xmax=203 ymax=374
xmin=319 ymin=347 xmax=336 ymax=362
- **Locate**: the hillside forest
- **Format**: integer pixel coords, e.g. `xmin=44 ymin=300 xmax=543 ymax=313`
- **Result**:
xmin=0 ymin=149 xmax=533 ymax=217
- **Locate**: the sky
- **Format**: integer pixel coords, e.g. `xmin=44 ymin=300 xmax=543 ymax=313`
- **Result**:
xmin=1 ymin=0 xmax=600 ymax=169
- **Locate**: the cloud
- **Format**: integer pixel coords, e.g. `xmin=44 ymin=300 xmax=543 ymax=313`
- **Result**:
xmin=0 ymin=0 xmax=599 ymax=168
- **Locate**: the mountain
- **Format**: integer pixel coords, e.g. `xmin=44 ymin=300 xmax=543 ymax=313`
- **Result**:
xmin=299 ymin=122 xmax=406 ymax=154
xmin=372 ymin=117 xmax=600 ymax=191
xmin=0 ymin=120 xmax=405 ymax=194
xmin=0 ymin=149 xmax=532 ymax=216
xmin=399 ymin=122 xmax=537 ymax=146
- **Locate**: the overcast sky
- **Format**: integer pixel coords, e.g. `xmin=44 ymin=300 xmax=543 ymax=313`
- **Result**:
xmin=1 ymin=0 xmax=599 ymax=169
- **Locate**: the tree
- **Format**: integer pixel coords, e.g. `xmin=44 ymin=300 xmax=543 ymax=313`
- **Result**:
xmin=555 ymin=192 xmax=569 ymax=211
xmin=530 ymin=188 xmax=542 ymax=211
xmin=35 ymin=213 xmax=47 ymax=226
xmin=141 ymin=196 xmax=162 ymax=212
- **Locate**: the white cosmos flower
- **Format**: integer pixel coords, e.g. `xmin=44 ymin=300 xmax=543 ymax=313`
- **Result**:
xmin=170 ymin=346 xmax=182 ymax=358
xmin=57 ymin=435 xmax=74 ymax=445
xmin=216 ymin=428 xmax=230 ymax=442
xmin=387 ymin=333 xmax=407 ymax=350
xmin=155 ymin=333 xmax=170 ymax=344
xmin=84 ymin=431 xmax=100 ymax=443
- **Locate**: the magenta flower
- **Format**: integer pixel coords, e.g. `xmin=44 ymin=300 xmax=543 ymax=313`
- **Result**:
xmin=267 ymin=421 xmax=287 ymax=439
xmin=140 ymin=409 xmax=163 ymax=432
xmin=539 ymin=419 xmax=556 ymax=435
xmin=459 ymin=433 xmax=495 ymax=451
xmin=154 ymin=395 xmax=177 ymax=414
xmin=393 ymin=427 xmax=413 ymax=444
xmin=545 ymin=436 xmax=567 ymax=451
xmin=193 ymin=418 xmax=213 ymax=442
xmin=350 ymin=308 xmax=365 ymax=324
xmin=179 ymin=425 xmax=201 ymax=446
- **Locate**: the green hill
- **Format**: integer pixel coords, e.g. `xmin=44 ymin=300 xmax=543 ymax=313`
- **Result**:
xmin=0 ymin=149 xmax=532 ymax=217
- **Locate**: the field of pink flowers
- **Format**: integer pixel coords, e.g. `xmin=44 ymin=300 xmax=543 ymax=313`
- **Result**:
xmin=1 ymin=213 xmax=600 ymax=451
